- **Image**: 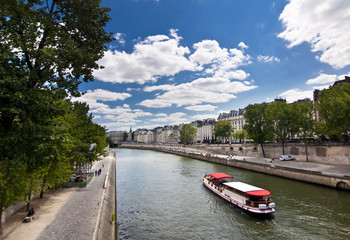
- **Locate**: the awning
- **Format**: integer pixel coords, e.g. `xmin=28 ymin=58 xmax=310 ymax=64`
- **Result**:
xmin=246 ymin=190 xmax=271 ymax=197
xmin=209 ymin=173 xmax=234 ymax=179
xmin=223 ymin=182 xmax=271 ymax=196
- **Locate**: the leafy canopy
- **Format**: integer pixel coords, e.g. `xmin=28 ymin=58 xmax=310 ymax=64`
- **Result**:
xmin=316 ymin=84 xmax=350 ymax=141
xmin=180 ymin=124 xmax=196 ymax=144
xmin=214 ymin=121 xmax=234 ymax=142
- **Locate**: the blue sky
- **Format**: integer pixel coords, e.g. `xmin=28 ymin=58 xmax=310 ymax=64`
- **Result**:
xmin=75 ymin=0 xmax=350 ymax=132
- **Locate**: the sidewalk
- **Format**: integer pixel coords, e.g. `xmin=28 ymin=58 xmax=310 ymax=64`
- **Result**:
xmin=1 ymin=188 xmax=75 ymax=240
xmin=0 ymin=155 xmax=112 ymax=240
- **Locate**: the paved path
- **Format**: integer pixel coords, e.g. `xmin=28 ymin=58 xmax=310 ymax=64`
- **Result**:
xmin=2 ymin=188 xmax=75 ymax=240
xmin=36 ymin=155 xmax=113 ymax=240
xmin=1 ymin=153 xmax=114 ymax=240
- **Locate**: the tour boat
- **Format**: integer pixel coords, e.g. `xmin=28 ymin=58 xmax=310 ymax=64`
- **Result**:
xmin=202 ymin=173 xmax=275 ymax=215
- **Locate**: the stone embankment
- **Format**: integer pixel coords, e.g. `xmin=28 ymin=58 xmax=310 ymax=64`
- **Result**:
xmin=119 ymin=143 xmax=350 ymax=191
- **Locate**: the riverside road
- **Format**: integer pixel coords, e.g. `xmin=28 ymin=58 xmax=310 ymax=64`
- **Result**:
xmin=36 ymin=156 xmax=112 ymax=240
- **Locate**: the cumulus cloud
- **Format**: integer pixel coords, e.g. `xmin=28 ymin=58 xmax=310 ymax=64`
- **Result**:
xmin=185 ymin=104 xmax=217 ymax=112
xmin=150 ymin=112 xmax=188 ymax=124
xmin=72 ymin=89 xmax=132 ymax=110
xmin=257 ymin=55 xmax=280 ymax=63
xmin=94 ymin=29 xmax=196 ymax=84
xmin=190 ymin=114 xmax=218 ymax=120
xmin=190 ymin=40 xmax=251 ymax=80
xmin=279 ymin=88 xmax=313 ymax=103
xmin=114 ymin=33 xmax=126 ymax=44
xmin=238 ymin=42 xmax=248 ymax=49
xmin=72 ymin=89 xmax=154 ymax=129
xmin=278 ymin=0 xmax=350 ymax=69
xmin=140 ymin=77 xmax=257 ymax=108
xmin=306 ymin=73 xmax=337 ymax=85
xmin=135 ymin=39 xmax=255 ymax=109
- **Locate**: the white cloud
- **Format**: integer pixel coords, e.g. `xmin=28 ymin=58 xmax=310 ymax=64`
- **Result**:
xmin=279 ymin=88 xmax=313 ymax=103
xmin=185 ymin=104 xmax=217 ymax=111
xmin=150 ymin=112 xmax=188 ymax=124
xmin=306 ymin=73 xmax=337 ymax=85
xmin=338 ymin=73 xmax=350 ymax=80
xmin=139 ymin=77 xmax=257 ymax=108
xmin=238 ymin=42 xmax=248 ymax=49
xmin=278 ymin=0 xmax=350 ymax=69
xmin=94 ymin=29 xmax=196 ymax=84
xmin=257 ymin=55 xmax=280 ymax=63
xmin=190 ymin=114 xmax=218 ymax=120
xmin=190 ymin=40 xmax=252 ymax=80
xmin=114 ymin=33 xmax=126 ymax=44
xmin=93 ymin=105 xmax=152 ymax=124
xmin=72 ymin=89 xmax=131 ymax=110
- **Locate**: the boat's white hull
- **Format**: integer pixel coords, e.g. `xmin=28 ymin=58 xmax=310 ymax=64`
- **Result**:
xmin=202 ymin=177 xmax=275 ymax=215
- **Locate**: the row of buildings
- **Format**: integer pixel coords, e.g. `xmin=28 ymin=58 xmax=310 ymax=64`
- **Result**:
xmin=107 ymin=108 xmax=247 ymax=144
xmin=107 ymin=76 xmax=350 ymax=145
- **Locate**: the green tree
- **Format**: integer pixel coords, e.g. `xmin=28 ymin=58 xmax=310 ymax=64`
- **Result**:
xmin=291 ymin=102 xmax=315 ymax=161
xmin=243 ymin=103 xmax=274 ymax=158
xmin=0 ymin=0 xmax=112 ymax=232
xmin=106 ymin=137 xmax=115 ymax=148
xmin=214 ymin=121 xmax=234 ymax=142
xmin=123 ymin=132 xmax=129 ymax=141
xmin=234 ymin=130 xmax=248 ymax=143
xmin=316 ymin=84 xmax=350 ymax=141
xmin=179 ymin=124 xmax=196 ymax=144
xmin=0 ymin=0 xmax=112 ymax=96
xmin=266 ymin=101 xmax=292 ymax=155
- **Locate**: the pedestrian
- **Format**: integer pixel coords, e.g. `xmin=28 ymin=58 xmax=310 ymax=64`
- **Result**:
xmin=27 ymin=208 xmax=35 ymax=217
xmin=102 ymin=163 xmax=104 ymax=168
xmin=95 ymin=170 xmax=97 ymax=176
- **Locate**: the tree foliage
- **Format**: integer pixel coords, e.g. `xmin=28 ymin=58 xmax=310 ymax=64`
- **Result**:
xmin=243 ymin=103 xmax=273 ymax=157
xmin=0 ymin=0 xmax=112 ymax=232
xmin=123 ymin=132 xmax=129 ymax=141
xmin=0 ymin=0 xmax=112 ymax=96
xmin=179 ymin=124 xmax=195 ymax=144
xmin=214 ymin=121 xmax=234 ymax=142
xmin=266 ymin=101 xmax=292 ymax=155
xmin=316 ymin=84 xmax=350 ymax=141
xmin=234 ymin=130 xmax=247 ymax=143
xmin=291 ymin=102 xmax=315 ymax=161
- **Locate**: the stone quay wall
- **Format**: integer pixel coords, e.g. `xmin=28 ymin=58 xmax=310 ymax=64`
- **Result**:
xmin=190 ymin=142 xmax=350 ymax=166
xmin=119 ymin=144 xmax=350 ymax=190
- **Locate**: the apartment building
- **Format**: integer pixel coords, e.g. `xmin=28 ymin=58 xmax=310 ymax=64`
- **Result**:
xmin=218 ymin=109 xmax=246 ymax=134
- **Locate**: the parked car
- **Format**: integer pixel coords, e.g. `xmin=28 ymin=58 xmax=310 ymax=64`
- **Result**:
xmin=279 ymin=155 xmax=294 ymax=161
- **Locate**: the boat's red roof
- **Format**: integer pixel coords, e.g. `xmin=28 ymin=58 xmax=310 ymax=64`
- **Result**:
xmin=209 ymin=173 xmax=234 ymax=179
xmin=246 ymin=190 xmax=271 ymax=197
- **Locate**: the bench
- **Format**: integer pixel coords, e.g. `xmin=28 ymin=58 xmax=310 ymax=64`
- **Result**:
xmin=23 ymin=214 xmax=35 ymax=222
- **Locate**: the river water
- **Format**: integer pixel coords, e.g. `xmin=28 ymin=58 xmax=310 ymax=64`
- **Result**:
xmin=116 ymin=148 xmax=350 ymax=240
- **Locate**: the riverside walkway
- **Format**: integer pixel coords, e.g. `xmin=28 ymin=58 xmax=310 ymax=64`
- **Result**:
xmin=1 ymin=153 xmax=115 ymax=240
xmin=120 ymin=144 xmax=350 ymax=190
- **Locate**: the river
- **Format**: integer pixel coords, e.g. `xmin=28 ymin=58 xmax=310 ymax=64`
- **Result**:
xmin=116 ymin=148 xmax=350 ymax=240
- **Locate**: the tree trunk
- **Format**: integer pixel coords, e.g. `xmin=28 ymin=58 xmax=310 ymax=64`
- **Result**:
xmin=0 ymin=210 xmax=3 ymax=234
xmin=260 ymin=143 xmax=266 ymax=158
xmin=282 ymin=140 xmax=285 ymax=155
xmin=40 ymin=176 xmax=47 ymax=198
xmin=26 ymin=191 xmax=31 ymax=211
